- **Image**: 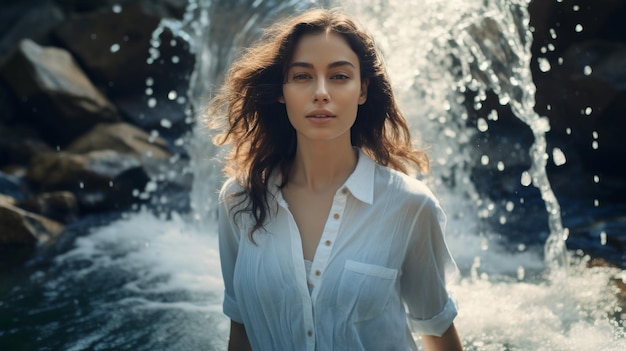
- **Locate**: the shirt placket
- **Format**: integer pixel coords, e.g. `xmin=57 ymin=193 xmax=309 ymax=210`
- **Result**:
xmin=309 ymin=186 xmax=348 ymax=295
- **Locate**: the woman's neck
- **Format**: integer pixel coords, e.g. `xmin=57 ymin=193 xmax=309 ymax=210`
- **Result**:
xmin=288 ymin=139 xmax=357 ymax=192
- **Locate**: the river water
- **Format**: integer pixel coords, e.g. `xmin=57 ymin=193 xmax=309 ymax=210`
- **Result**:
xmin=1 ymin=0 xmax=625 ymax=350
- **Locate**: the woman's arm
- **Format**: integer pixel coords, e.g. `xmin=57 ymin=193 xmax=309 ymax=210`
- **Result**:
xmin=422 ymin=323 xmax=463 ymax=351
xmin=421 ymin=323 xmax=463 ymax=351
xmin=228 ymin=320 xmax=252 ymax=351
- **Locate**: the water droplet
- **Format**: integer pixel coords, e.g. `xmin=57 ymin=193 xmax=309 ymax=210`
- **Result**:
xmin=594 ymin=199 xmax=599 ymax=207
xmin=497 ymin=161 xmax=505 ymax=171
xmin=592 ymin=141 xmax=599 ymax=149
xmin=593 ymin=175 xmax=600 ymax=183
xmin=573 ymin=5 xmax=580 ymax=11
xmin=549 ymin=28 xmax=557 ymax=39
xmin=547 ymin=43 xmax=555 ymax=51
xmin=498 ymin=94 xmax=510 ymax=105
xmin=557 ymin=57 xmax=564 ymax=65
xmin=145 ymin=181 xmax=158 ymax=193
xmin=488 ymin=110 xmax=499 ymax=121
xmin=147 ymin=98 xmax=157 ymax=108
xmin=552 ymin=147 xmax=567 ymax=166
xmin=146 ymin=77 xmax=154 ymax=86
xmin=517 ymin=266 xmax=525 ymax=280
xmin=481 ymin=155 xmax=489 ymax=165
xmin=170 ymin=39 xmax=177 ymax=46
xmin=517 ymin=243 xmax=526 ymax=252
xmin=149 ymin=130 xmax=159 ymax=143
xmin=177 ymin=96 xmax=187 ymax=104
xmin=481 ymin=239 xmax=488 ymax=251
xmin=145 ymin=88 xmax=153 ymax=95
xmin=90 ymin=33 xmax=97 ymax=40
xmin=521 ymin=171 xmax=532 ymax=186
xmin=477 ymin=118 xmax=488 ymax=132
xmin=160 ymin=119 xmax=172 ymax=128
xmin=506 ymin=201 xmax=515 ymax=212
xmin=110 ymin=43 xmax=120 ymax=53
xmin=168 ymin=90 xmax=178 ymax=100
xmin=566 ymin=127 xmax=572 ymax=135
xmin=499 ymin=215 xmax=507 ymax=225
xmin=600 ymin=231 xmax=607 ymax=246
xmin=112 ymin=4 xmax=122 ymax=13
xmin=575 ymin=24 xmax=583 ymax=32
xmin=538 ymin=57 xmax=551 ymax=72
xmin=109 ymin=181 xmax=114 ymax=188
xmin=79 ymin=181 xmax=84 ymax=189
xmin=592 ymin=131 xmax=598 ymax=139
xmin=584 ymin=107 xmax=592 ymax=115
xmin=444 ymin=128 xmax=456 ymax=138
xmin=172 ymin=56 xmax=180 ymax=64
xmin=584 ymin=65 xmax=592 ymax=76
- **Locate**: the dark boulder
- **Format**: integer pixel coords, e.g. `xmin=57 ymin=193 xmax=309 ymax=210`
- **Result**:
xmin=0 ymin=39 xmax=119 ymax=145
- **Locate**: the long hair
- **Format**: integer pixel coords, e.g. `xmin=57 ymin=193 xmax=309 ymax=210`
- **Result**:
xmin=207 ymin=8 xmax=429 ymax=238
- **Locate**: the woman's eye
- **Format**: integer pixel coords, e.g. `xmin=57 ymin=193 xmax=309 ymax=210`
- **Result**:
xmin=292 ymin=73 xmax=310 ymax=81
xmin=331 ymin=73 xmax=350 ymax=80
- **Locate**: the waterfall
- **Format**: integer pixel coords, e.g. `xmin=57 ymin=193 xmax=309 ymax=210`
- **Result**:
xmin=1 ymin=1 xmax=624 ymax=350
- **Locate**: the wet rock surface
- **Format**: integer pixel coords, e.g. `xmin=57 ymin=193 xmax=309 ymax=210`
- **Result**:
xmin=0 ymin=0 xmax=191 ymax=256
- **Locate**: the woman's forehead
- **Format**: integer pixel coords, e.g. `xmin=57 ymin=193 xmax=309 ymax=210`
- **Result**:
xmin=290 ymin=32 xmax=358 ymax=67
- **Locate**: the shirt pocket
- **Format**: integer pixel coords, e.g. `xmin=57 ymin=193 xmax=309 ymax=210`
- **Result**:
xmin=336 ymin=260 xmax=398 ymax=322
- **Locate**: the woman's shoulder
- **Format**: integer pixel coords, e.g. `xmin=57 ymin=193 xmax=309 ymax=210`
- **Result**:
xmin=219 ymin=177 xmax=245 ymax=202
xmin=374 ymin=164 xmax=440 ymax=207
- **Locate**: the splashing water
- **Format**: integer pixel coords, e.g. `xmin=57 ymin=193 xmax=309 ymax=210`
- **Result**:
xmin=1 ymin=0 xmax=624 ymax=350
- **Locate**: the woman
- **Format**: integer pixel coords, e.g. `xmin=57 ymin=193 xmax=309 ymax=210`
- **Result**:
xmin=209 ymin=7 xmax=463 ymax=351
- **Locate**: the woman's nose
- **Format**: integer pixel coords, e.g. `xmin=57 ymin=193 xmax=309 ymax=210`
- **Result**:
xmin=313 ymin=79 xmax=330 ymax=102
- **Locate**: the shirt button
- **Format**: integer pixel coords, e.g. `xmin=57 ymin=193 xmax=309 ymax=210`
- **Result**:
xmin=308 ymin=281 xmax=315 ymax=289
xmin=341 ymin=187 xmax=348 ymax=194
xmin=333 ymin=213 xmax=340 ymax=220
xmin=314 ymin=270 xmax=321 ymax=277
xmin=325 ymin=240 xmax=331 ymax=246
xmin=307 ymin=330 xmax=313 ymax=337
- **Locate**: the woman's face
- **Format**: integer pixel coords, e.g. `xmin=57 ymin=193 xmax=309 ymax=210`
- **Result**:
xmin=279 ymin=31 xmax=368 ymax=146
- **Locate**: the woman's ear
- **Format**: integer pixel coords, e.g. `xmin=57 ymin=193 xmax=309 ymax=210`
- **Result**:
xmin=358 ymin=78 xmax=369 ymax=105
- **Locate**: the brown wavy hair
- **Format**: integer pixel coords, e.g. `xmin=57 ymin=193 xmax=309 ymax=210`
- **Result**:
xmin=207 ymin=8 xmax=429 ymax=238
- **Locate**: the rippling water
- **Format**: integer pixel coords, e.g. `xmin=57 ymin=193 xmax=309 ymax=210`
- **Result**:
xmin=1 ymin=0 xmax=624 ymax=350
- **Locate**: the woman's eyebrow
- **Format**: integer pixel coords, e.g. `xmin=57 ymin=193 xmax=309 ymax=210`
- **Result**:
xmin=287 ymin=60 xmax=357 ymax=69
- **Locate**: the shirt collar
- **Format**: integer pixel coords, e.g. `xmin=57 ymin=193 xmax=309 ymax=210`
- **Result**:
xmin=269 ymin=148 xmax=376 ymax=205
xmin=343 ymin=148 xmax=375 ymax=205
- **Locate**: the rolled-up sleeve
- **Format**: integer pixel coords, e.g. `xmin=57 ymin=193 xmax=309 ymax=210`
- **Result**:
xmin=218 ymin=179 xmax=244 ymax=324
xmin=401 ymin=197 xmax=458 ymax=336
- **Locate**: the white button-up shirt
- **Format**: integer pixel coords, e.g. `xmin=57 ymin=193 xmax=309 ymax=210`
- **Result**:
xmin=218 ymin=149 xmax=458 ymax=350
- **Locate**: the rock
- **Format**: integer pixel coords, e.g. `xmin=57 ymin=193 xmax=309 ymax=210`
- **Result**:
xmin=17 ymin=191 xmax=79 ymax=224
xmin=0 ymin=125 xmax=53 ymax=167
xmin=0 ymin=201 xmax=64 ymax=246
xmin=0 ymin=171 xmax=27 ymax=202
xmin=27 ymin=150 xmax=150 ymax=211
xmin=0 ymin=39 xmax=119 ymax=145
xmin=52 ymin=2 xmax=194 ymax=133
xmin=0 ymin=193 xmax=15 ymax=206
xmin=52 ymin=3 xmax=161 ymax=93
xmin=0 ymin=1 xmax=65 ymax=62
xmin=66 ymin=122 xmax=172 ymax=159
xmin=55 ymin=0 xmax=188 ymax=19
